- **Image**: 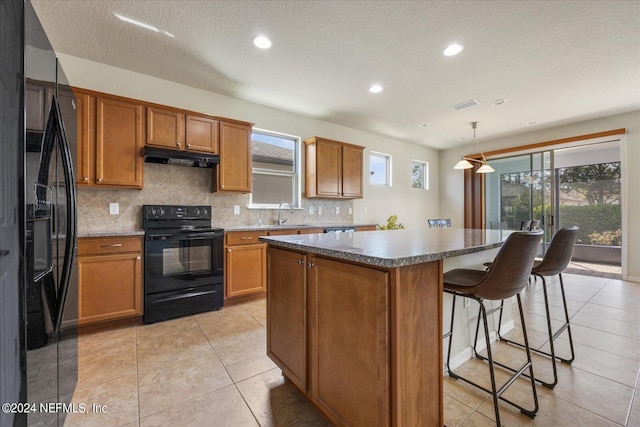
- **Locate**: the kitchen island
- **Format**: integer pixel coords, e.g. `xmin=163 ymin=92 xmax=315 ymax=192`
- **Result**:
xmin=260 ymin=228 xmax=507 ymax=427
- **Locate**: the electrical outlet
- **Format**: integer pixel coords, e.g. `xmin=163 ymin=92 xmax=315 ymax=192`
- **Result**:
xmin=335 ymin=207 xmax=340 ymax=215
xmin=309 ymin=206 xmax=314 ymax=215
xmin=349 ymin=207 xmax=353 ymax=215
xmin=109 ymin=203 xmax=119 ymax=215
xmin=233 ymin=205 xmax=240 ymax=215
xmin=318 ymin=207 xmax=323 ymax=215
xmin=363 ymin=207 xmax=367 ymax=214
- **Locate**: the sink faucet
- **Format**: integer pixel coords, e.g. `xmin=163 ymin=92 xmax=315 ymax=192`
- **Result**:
xmin=257 ymin=208 xmax=266 ymax=227
xmin=277 ymin=201 xmax=294 ymax=225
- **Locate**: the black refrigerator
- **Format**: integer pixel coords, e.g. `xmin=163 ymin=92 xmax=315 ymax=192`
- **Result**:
xmin=1 ymin=1 xmax=78 ymax=426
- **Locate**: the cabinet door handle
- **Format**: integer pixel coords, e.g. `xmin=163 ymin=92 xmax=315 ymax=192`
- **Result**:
xmin=186 ymin=143 xmax=191 ymax=148
xmin=136 ymin=256 xmax=141 ymax=260
xmin=97 ymin=178 xmax=103 ymax=182
xmin=83 ymin=177 xmax=88 ymax=182
xmin=176 ymin=141 xmax=181 ymax=147
xmin=100 ymin=243 xmax=122 ymax=248
xmin=297 ymin=259 xmax=304 ymax=265
xmin=307 ymin=262 xmax=314 ymax=268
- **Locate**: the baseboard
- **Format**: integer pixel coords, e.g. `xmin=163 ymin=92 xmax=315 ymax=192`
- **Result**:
xmin=445 ymin=320 xmax=515 ymax=371
xmin=624 ymin=275 xmax=640 ymax=283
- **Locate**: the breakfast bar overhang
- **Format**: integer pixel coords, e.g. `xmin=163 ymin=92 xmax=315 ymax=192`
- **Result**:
xmin=261 ymin=228 xmax=507 ymax=426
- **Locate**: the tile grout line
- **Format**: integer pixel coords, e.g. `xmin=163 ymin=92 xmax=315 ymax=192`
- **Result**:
xmin=193 ymin=313 xmax=263 ymax=426
xmin=625 ymin=364 xmax=640 ymax=427
xmin=135 ymin=324 xmax=142 ymax=426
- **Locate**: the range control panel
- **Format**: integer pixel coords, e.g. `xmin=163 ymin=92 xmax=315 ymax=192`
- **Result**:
xmin=143 ymin=205 xmax=211 ymax=221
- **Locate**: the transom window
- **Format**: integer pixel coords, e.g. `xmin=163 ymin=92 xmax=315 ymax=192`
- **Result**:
xmin=370 ymin=152 xmax=391 ymax=186
xmin=250 ymin=128 xmax=301 ymax=208
xmin=411 ymin=160 xmax=429 ymax=189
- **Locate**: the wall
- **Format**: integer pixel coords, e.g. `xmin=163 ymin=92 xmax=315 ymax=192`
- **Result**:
xmin=439 ymin=110 xmax=640 ymax=281
xmin=58 ymin=54 xmax=440 ymax=232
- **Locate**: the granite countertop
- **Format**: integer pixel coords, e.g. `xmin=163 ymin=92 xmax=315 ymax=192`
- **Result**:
xmin=259 ymin=228 xmax=509 ymax=268
xmin=78 ymin=230 xmax=145 ymax=238
xmin=224 ymin=223 xmax=376 ymax=232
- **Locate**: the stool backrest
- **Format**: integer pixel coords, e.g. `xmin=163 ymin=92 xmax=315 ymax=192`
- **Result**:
xmin=532 ymin=227 xmax=579 ymax=276
xmin=428 ymin=219 xmax=451 ymax=228
xmin=475 ymin=231 xmax=543 ymax=300
xmin=519 ymin=220 xmax=532 ymax=230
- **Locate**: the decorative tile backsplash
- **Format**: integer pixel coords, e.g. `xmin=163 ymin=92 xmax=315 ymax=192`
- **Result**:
xmin=78 ymin=163 xmax=354 ymax=231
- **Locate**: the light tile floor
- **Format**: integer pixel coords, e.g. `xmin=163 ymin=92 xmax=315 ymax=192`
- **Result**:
xmin=63 ymin=273 xmax=639 ymax=426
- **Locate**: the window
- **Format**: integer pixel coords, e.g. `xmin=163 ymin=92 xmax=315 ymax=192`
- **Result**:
xmin=411 ymin=160 xmax=429 ymax=189
xmin=250 ymin=128 xmax=301 ymax=208
xmin=370 ymin=152 xmax=391 ymax=186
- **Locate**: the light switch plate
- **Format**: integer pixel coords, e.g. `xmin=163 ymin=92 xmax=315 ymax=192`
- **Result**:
xmin=363 ymin=207 xmax=367 ymax=214
xmin=308 ymin=206 xmax=314 ymax=215
xmin=109 ymin=203 xmax=119 ymax=215
xmin=233 ymin=205 xmax=240 ymax=215
xmin=349 ymin=207 xmax=353 ymax=215
xmin=318 ymin=207 xmax=323 ymax=215
xmin=335 ymin=207 xmax=340 ymax=215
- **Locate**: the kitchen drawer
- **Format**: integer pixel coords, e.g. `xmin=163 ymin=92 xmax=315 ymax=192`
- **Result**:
xmin=226 ymin=231 xmax=266 ymax=245
xmin=78 ymin=236 xmax=143 ymax=256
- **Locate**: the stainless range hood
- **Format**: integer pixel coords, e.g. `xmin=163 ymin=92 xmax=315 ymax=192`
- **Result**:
xmin=143 ymin=147 xmax=219 ymax=168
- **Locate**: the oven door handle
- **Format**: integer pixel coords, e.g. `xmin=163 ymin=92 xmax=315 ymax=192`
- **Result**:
xmin=147 ymin=232 xmax=223 ymax=241
xmin=155 ymin=289 xmax=218 ymax=303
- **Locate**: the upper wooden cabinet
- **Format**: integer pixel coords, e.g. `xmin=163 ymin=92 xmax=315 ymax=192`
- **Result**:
xmin=213 ymin=120 xmax=252 ymax=193
xmin=73 ymin=89 xmax=143 ymax=189
xmin=146 ymin=106 xmax=219 ymax=154
xmin=304 ymin=137 xmax=364 ymax=199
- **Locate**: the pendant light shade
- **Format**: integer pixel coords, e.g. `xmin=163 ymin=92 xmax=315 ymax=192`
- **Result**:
xmin=454 ymin=158 xmax=474 ymax=169
xmin=453 ymin=121 xmax=494 ymax=173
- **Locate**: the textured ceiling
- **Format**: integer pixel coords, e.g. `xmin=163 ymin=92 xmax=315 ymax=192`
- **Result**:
xmin=30 ymin=0 xmax=640 ymax=150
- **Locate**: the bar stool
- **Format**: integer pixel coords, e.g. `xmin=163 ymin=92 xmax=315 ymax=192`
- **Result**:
xmin=443 ymin=231 xmax=543 ymax=426
xmin=497 ymin=226 xmax=579 ymax=388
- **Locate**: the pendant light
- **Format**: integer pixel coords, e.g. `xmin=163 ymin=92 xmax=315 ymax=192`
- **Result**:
xmin=453 ymin=121 xmax=495 ymax=173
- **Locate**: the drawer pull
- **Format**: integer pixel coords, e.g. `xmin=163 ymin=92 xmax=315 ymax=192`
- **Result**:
xmin=100 ymin=243 xmax=123 ymax=248
xmin=240 ymin=237 xmax=254 ymax=240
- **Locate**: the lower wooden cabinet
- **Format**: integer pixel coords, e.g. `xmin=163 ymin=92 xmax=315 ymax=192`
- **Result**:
xmin=267 ymin=247 xmax=392 ymax=426
xmin=77 ymin=236 xmax=143 ymax=326
xmin=225 ymin=242 xmax=267 ymax=299
xmin=267 ymin=248 xmax=308 ymax=392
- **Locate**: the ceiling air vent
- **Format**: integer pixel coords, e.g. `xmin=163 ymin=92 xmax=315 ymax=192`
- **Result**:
xmin=451 ymin=99 xmax=480 ymax=111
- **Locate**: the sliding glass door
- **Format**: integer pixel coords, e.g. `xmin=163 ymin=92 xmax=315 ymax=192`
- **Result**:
xmin=484 ymin=140 xmax=621 ymax=264
xmin=485 ymin=152 xmax=553 ymax=253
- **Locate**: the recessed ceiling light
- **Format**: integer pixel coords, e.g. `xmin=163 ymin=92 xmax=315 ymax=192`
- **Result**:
xmin=253 ymin=36 xmax=272 ymax=49
xmin=418 ymin=123 xmax=429 ymax=128
xmin=491 ymin=98 xmax=507 ymax=106
xmin=527 ymin=121 xmax=538 ymax=126
xmin=114 ymin=13 xmax=159 ymax=33
xmin=457 ymin=137 xmax=466 ymax=141
xmin=443 ymin=44 xmax=464 ymax=56
xmin=369 ymin=84 xmax=383 ymax=93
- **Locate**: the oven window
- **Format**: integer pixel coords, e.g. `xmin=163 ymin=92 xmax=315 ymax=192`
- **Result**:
xmin=163 ymin=245 xmax=211 ymax=276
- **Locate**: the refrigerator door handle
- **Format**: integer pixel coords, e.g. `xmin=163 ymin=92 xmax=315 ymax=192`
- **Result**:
xmin=47 ymin=95 xmax=78 ymax=334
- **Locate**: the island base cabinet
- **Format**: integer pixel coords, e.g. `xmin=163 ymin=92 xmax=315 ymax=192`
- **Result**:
xmin=265 ymin=246 xmax=445 ymax=426
xmin=266 ymin=248 xmax=307 ymax=392
xmin=309 ymin=257 xmax=390 ymax=426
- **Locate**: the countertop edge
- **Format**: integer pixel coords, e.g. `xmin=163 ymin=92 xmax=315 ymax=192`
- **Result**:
xmin=78 ymin=230 xmax=145 ymax=238
xmin=260 ymin=237 xmax=504 ymax=268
